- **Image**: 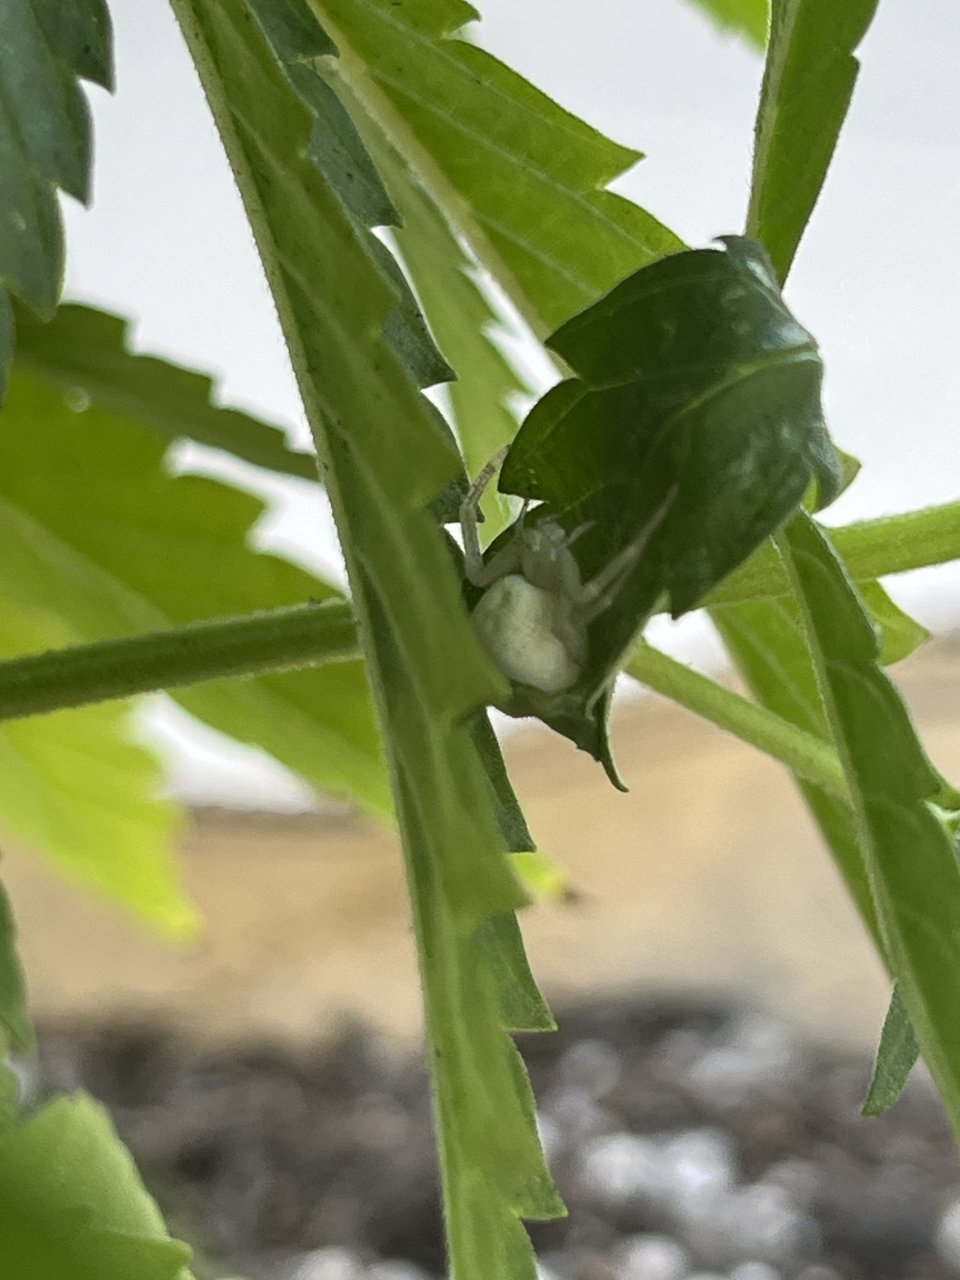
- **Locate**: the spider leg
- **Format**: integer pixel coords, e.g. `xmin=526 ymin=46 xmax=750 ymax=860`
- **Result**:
xmin=459 ymin=445 xmax=510 ymax=586
xmin=580 ymin=486 xmax=678 ymax=623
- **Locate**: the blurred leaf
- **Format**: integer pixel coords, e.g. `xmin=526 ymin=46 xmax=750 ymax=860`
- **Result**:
xmin=0 ymin=1093 xmax=193 ymax=1280
xmin=863 ymin=983 xmax=919 ymax=1116
xmin=510 ymin=850 xmax=569 ymax=902
xmin=0 ymin=369 xmax=391 ymax=823
xmin=0 ymin=599 xmax=194 ymax=937
xmin=490 ymin=237 xmax=840 ymax=779
xmin=685 ymin=0 xmax=769 ymax=46
xmin=316 ymin=0 xmax=682 ymax=336
xmin=14 ymin=302 xmax=321 ymax=481
xmin=0 ymin=876 xmax=31 ymax=1051
xmin=0 ymin=0 xmax=112 ymax=396
xmin=749 ymin=0 xmax=879 ymax=280
xmin=858 ymin=581 xmax=929 ymax=665
xmin=780 ymin=513 xmax=960 ymax=1131
xmin=169 ymin=6 xmax=563 ymax=1279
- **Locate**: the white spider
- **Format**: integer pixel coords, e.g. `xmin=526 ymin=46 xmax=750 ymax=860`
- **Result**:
xmin=460 ymin=449 xmax=674 ymax=695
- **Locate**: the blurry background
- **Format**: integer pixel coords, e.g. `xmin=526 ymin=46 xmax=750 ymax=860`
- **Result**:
xmin=9 ymin=3 xmax=960 ymax=1277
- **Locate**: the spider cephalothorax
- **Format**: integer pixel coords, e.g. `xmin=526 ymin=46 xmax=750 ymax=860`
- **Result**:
xmin=460 ymin=450 xmax=673 ymax=695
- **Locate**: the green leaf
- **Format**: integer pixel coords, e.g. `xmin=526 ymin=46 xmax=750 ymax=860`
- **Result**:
xmin=315 ymin=0 xmax=682 ymax=336
xmin=863 ymin=983 xmax=919 ymax=1116
xmin=0 ymin=1092 xmax=193 ymax=1280
xmin=712 ymin=593 xmax=881 ymax=944
xmin=489 ymin=237 xmax=840 ymax=779
xmin=685 ymin=0 xmax=769 ymax=46
xmin=0 ymin=0 xmax=112 ymax=398
xmin=0 ymin=598 xmax=195 ymax=938
xmin=858 ymin=581 xmax=929 ymax=665
xmin=710 ymin=499 xmax=960 ymax=610
xmin=367 ymin=124 xmax=528 ymax=532
xmin=168 ymin=6 xmax=563 ymax=1279
xmin=779 ymin=513 xmax=960 ymax=1132
xmin=14 ymin=302 xmax=321 ymax=482
xmin=0 ymin=368 xmax=391 ymax=822
xmin=0 ymin=875 xmax=31 ymax=1052
xmin=749 ymin=0 xmax=880 ymax=280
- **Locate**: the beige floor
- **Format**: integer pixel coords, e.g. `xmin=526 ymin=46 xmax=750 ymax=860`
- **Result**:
xmin=5 ymin=638 xmax=960 ymax=1050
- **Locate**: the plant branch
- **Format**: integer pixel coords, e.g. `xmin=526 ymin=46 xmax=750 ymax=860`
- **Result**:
xmin=707 ymin=500 xmax=960 ymax=606
xmin=0 ymin=602 xmax=356 ymax=721
xmin=625 ymin=641 xmax=850 ymax=800
xmin=0 ymin=497 xmax=955 ymax=725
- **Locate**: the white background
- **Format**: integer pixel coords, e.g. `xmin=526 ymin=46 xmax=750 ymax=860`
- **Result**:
xmin=59 ymin=0 xmax=960 ymax=804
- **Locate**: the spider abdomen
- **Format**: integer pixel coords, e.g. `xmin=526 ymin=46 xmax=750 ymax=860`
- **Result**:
xmin=471 ymin=574 xmax=584 ymax=694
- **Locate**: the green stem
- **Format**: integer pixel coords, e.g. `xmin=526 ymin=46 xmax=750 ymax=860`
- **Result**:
xmin=625 ymin=641 xmax=850 ymax=801
xmin=0 ymin=499 xmax=954 ymax=725
xmin=708 ymin=500 xmax=960 ymax=606
xmin=0 ymin=601 xmax=356 ymax=721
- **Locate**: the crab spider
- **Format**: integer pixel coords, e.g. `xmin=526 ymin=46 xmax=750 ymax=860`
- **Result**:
xmin=460 ymin=449 xmax=675 ymax=695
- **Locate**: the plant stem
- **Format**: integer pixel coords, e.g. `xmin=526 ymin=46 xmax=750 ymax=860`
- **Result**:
xmin=625 ymin=641 xmax=850 ymax=801
xmin=708 ymin=500 xmax=960 ymax=606
xmin=0 ymin=499 xmax=954 ymax=726
xmin=0 ymin=601 xmax=356 ymax=721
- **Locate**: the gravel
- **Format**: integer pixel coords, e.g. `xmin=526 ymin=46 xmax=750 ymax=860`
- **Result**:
xmin=28 ymin=998 xmax=960 ymax=1280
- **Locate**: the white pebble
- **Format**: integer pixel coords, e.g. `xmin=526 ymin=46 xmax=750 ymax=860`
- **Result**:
xmin=578 ymin=1133 xmax=670 ymax=1208
xmin=555 ymin=1039 xmax=622 ymax=1099
xmin=289 ymin=1249 xmax=364 ymax=1280
xmin=615 ymin=1233 xmax=690 ymax=1280
xmin=661 ymin=1128 xmax=738 ymax=1200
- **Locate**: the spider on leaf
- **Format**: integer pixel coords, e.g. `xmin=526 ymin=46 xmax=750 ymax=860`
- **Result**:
xmin=460 ymin=448 xmax=676 ymax=695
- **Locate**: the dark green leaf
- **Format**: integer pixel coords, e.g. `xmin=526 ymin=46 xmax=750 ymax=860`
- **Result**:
xmin=0 ymin=876 xmax=31 ymax=1052
xmin=0 ymin=0 xmax=112 ymax=398
xmin=14 ymin=302 xmax=322 ymax=481
xmin=749 ymin=0 xmax=879 ymax=280
xmin=863 ymin=984 xmax=920 ymax=1116
xmin=489 ymin=238 xmax=840 ymax=779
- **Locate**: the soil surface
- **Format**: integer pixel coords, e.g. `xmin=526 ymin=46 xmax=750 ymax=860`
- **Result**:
xmin=31 ymin=999 xmax=960 ymax=1280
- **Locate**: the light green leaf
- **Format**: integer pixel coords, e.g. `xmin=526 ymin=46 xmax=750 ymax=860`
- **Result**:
xmin=168 ymin=6 xmax=563 ymax=1279
xmin=858 ymin=581 xmax=929 ymax=665
xmin=0 ymin=0 xmax=112 ymax=397
xmin=14 ymin=302 xmax=321 ymax=482
xmin=863 ymin=983 xmax=919 ymax=1116
xmin=779 ymin=513 xmax=960 ymax=1131
xmin=0 ymin=875 xmax=31 ymax=1051
xmin=0 ymin=369 xmax=390 ymax=820
xmin=0 ymin=599 xmax=194 ymax=938
xmin=748 ymin=0 xmax=879 ymax=280
xmin=685 ymin=0 xmax=769 ymax=46
xmin=367 ymin=125 xmax=527 ymax=531
xmin=0 ymin=1092 xmax=193 ymax=1280
xmin=712 ymin=593 xmax=881 ymax=944
xmin=316 ymin=0 xmax=682 ymax=336
xmin=710 ymin=500 xmax=960 ymax=610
